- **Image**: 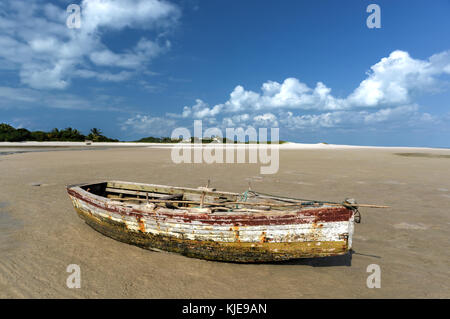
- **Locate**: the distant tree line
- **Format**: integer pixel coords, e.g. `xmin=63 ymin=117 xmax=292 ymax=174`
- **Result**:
xmin=135 ymin=136 xmax=227 ymax=143
xmin=135 ymin=136 xmax=287 ymax=144
xmin=0 ymin=123 xmax=287 ymax=143
xmin=135 ymin=136 xmax=182 ymax=143
xmin=0 ymin=123 xmax=118 ymax=142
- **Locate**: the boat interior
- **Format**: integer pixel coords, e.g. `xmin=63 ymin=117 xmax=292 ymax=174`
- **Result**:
xmin=77 ymin=181 xmax=334 ymax=213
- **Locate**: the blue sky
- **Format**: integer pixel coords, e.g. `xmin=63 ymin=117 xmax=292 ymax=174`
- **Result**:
xmin=0 ymin=0 xmax=449 ymax=146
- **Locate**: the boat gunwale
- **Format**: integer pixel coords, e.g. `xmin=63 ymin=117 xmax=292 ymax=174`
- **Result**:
xmin=67 ymin=181 xmax=351 ymax=222
xmin=68 ymin=180 xmax=241 ymax=197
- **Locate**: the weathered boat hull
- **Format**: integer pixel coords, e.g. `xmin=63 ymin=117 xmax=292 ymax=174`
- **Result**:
xmin=67 ymin=182 xmax=356 ymax=263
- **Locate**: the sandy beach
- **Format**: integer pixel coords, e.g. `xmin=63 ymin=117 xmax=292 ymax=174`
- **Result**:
xmin=0 ymin=145 xmax=449 ymax=298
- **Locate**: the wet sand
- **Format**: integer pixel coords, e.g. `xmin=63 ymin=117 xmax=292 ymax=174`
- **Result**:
xmin=0 ymin=147 xmax=449 ymax=298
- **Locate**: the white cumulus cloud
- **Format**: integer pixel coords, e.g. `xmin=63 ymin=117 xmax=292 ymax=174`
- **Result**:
xmin=121 ymin=49 xmax=450 ymax=137
xmin=0 ymin=0 xmax=180 ymax=89
xmin=181 ymin=50 xmax=450 ymax=119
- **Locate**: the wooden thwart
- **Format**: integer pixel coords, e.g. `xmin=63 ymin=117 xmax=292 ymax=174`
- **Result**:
xmin=106 ymin=187 xmax=170 ymax=198
xmin=106 ymin=181 xmax=236 ymax=200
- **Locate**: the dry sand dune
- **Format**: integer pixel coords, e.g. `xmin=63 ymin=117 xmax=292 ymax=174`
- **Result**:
xmin=0 ymin=147 xmax=449 ymax=298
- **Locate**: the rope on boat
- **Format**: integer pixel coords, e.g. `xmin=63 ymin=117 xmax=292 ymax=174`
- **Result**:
xmin=236 ymin=190 xmax=249 ymax=208
xmin=353 ymin=208 xmax=361 ymax=223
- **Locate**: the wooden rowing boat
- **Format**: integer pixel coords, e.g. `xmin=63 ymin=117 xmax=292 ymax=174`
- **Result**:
xmin=67 ymin=181 xmax=361 ymax=263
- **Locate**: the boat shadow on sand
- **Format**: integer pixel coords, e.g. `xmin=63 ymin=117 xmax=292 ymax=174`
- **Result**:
xmin=271 ymin=250 xmax=381 ymax=267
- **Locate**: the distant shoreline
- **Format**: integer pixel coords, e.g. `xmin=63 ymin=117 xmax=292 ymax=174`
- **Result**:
xmin=0 ymin=141 xmax=449 ymax=151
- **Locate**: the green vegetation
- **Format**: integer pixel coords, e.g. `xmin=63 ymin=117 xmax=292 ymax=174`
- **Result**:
xmin=0 ymin=123 xmax=118 ymax=142
xmin=135 ymin=136 xmax=182 ymax=143
xmin=0 ymin=123 xmax=289 ymax=144
xmin=85 ymin=128 xmax=118 ymax=142
xmin=135 ymin=136 xmax=226 ymax=143
xmin=136 ymin=136 xmax=288 ymax=144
